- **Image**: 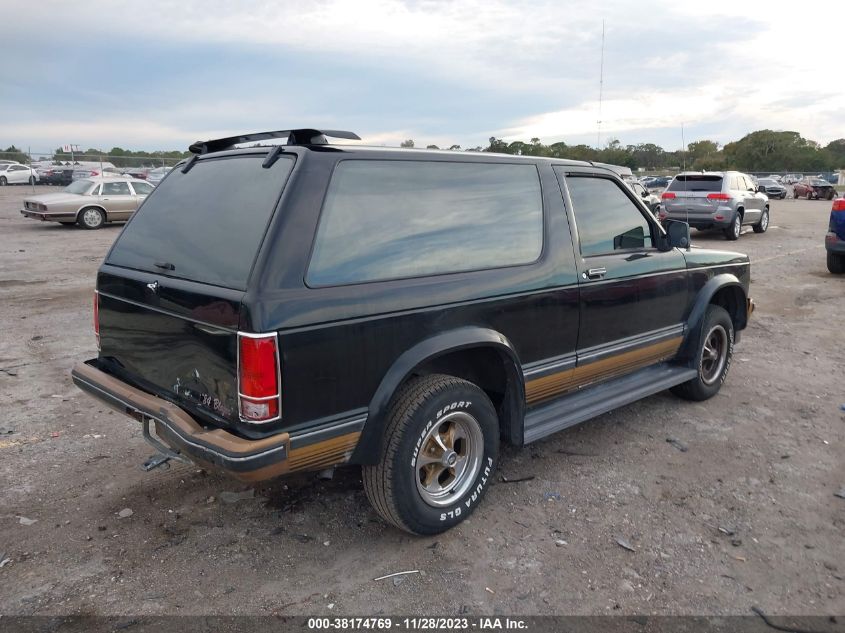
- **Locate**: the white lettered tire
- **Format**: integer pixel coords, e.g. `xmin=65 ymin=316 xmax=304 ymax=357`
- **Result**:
xmin=363 ymin=374 xmax=499 ymax=534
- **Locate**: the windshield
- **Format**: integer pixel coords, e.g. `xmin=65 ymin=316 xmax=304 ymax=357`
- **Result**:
xmin=64 ymin=180 xmax=94 ymax=194
xmin=758 ymin=179 xmax=777 ymax=186
xmin=810 ymin=179 xmax=828 ymax=186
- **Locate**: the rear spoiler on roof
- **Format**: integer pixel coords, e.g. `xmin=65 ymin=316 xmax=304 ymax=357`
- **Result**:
xmin=188 ymin=129 xmax=361 ymax=155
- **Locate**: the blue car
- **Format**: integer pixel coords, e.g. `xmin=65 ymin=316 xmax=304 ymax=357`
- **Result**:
xmin=826 ymin=197 xmax=845 ymax=273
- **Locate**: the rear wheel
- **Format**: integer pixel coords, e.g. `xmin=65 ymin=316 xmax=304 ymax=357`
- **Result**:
xmin=724 ymin=213 xmax=742 ymax=240
xmin=753 ymin=208 xmax=769 ymax=233
xmin=78 ymin=207 xmax=105 ymax=230
xmin=28 ymin=175 xmax=36 ymax=185
xmin=827 ymin=190 xmax=835 ymax=200
xmin=362 ymin=374 xmax=499 ymax=535
xmin=807 ymin=190 xmax=815 ymax=200
xmin=671 ymin=305 xmax=734 ymax=401
xmin=828 ymin=252 xmax=845 ymax=274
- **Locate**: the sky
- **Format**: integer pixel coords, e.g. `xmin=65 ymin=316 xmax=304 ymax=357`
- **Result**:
xmin=1 ymin=0 xmax=844 ymax=154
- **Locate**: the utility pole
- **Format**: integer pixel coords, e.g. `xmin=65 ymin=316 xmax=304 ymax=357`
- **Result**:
xmin=597 ymin=19 xmax=605 ymax=149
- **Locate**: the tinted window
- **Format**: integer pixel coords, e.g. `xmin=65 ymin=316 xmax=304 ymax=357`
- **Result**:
xmin=668 ymin=175 xmax=723 ymax=192
xmin=107 ymin=155 xmax=294 ymax=290
xmin=307 ymin=160 xmax=543 ymax=286
xmin=102 ymin=181 xmax=131 ymax=195
xmin=564 ymin=175 xmax=652 ymax=256
xmin=130 ymin=181 xmax=153 ymax=195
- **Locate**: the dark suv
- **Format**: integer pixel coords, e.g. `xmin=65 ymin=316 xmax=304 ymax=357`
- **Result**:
xmin=72 ymin=128 xmax=754 ymax=535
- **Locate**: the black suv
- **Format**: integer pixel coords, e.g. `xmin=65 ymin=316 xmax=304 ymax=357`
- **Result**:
xmin=72 ymin=128 xmax=754 ymax=535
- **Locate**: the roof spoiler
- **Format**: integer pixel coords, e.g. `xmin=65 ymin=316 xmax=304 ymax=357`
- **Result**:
xmin=188 ymin=129 xmax=361 ymax=154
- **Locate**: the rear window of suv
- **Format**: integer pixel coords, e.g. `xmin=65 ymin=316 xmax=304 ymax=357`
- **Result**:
xmin=667 ymin=175 xmax=723 ymax=192
xmin=306 ymin=160 xmax=544 ymax=286
xmin=107 ymin=154 xmax=294 ymax=289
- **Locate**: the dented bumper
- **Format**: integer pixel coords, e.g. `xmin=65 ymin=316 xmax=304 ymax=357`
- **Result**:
xmin=71 ymin=360 xmax=365 ymax=482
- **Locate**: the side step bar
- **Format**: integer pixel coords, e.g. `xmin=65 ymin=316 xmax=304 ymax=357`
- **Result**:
xmin=523 ymin=363 xmax=697 ymax=444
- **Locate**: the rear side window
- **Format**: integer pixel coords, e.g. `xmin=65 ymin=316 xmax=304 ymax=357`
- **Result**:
xmin=107 ymin=155 xmax=294 ymax=289
xmin=307 ymin=160 xmax=543 ymax=286
xmin=668 ymin=175 xmax=723 ymax=192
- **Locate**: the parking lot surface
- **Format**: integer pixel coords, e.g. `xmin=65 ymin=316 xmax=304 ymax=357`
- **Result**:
xmin=0 ymin=185 xmax=843 ymax=616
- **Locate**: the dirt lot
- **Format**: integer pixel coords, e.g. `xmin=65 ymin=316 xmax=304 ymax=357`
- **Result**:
xmin=0 ymin=185 xmax=843 ymax=617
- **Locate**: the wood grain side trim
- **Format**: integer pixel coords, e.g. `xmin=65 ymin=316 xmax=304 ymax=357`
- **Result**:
xmin=525 ymin=336 xmax=682 ymax=405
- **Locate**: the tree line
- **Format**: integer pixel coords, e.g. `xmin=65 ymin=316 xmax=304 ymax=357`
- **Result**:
xmin=409 ymin=130 xmax=845 ymax=173
xmin=4 ymin=129 xmax=844 ymax=172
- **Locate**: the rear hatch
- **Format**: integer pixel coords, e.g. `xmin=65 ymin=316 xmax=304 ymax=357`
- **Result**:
xmin=663 ymin=175 xmax=725 ymax=216
xmin=96 ymin=152 xmax=296 ymax=429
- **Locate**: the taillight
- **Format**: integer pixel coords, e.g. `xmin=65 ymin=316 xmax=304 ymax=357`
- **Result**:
xmin=93 ymin=291 xmax=100 ymax=350
xmin=661 ymin=192 xmax=676 ymax=199
xmin=707 ymin=193 xmax=731 ymax=200
xmin=832 ymin=198 xmax=845 ymax=212
xmin=238 ymin=333 xmax=280 ymax=423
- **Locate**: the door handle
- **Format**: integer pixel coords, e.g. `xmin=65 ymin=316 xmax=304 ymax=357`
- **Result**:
xmin=584 ymin=267 xmax=607 ymax=280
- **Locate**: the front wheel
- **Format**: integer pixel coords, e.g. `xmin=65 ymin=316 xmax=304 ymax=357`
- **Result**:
xmin=0 ymin=176 xmax=6 ymax=186
xmin=827 ymin=190 xmax=835 ymax=201
xmin=362 ymin=374 xmax=499 ymax=535
xmin=28 ymin=176 xmax=36 ymax=185
xmin=828 ymin=252 xmax=845 ymax=274
xmin=671 ymin=305 xmax=734 ymax=402
xmin=753 ymin=208 xmax=769 ymax=233
xmin=724 ymin=213 xmax=741 ymax=240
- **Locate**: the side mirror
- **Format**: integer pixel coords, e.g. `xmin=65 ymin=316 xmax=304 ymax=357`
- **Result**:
xmin=660 ymin=219 xmax=690 ymax=251
xmin=640 ymin=190 xmax=649 ymax=198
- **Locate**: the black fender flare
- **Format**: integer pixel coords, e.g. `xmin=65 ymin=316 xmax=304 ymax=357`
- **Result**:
xmin=677 ymin=274 xmax=747 ymax=362
xmin=351 ymin=327 xmax=525 ymax=464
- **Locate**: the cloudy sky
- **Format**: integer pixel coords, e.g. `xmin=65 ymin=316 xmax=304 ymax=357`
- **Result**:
xmin=2 ymin=0 xmax=843 ymax=153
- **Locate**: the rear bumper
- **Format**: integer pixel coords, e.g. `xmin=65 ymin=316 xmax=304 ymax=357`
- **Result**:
xmin=20 ymin=209 xmax=77 ymax=222
xmin=826 ymin=234 xmax=845 ymax=253
xmin=72 ymin=361 xmax=292 ymax=482
xmin=71 ymin=360 xmax=366 ymax=482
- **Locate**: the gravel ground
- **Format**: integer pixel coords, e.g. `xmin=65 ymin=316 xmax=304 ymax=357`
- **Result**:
xmin=0 ymin=185 xmax=843 ymax=617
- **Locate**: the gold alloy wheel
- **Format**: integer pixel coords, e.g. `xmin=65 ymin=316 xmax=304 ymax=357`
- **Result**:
xmin=414 ymin=411 xmax=484 ymax=508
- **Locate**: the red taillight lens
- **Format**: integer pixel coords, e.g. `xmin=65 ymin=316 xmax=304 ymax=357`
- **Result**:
xmin=832 ymin=198 xmax=845 ymax=212
xmin=661 ymin=192 xmax=676 ymax=199
xmin=238 ymin=334 xmax=280 ymax=422
xmin=93 ymin=291 xmax=100 ymax=350
xmin=707 ymin=193 xmax=731 ymax=200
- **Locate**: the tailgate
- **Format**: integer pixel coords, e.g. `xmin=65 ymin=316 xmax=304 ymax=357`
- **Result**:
xmin=94 ymin=151 xmax=296 ymax=428
xmin=97 ymin=266 xmax=243 ymax=426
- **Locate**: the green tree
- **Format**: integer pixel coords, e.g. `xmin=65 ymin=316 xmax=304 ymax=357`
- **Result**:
xmin=484 ymin=137 xmax=509 ymax=153
xmin=824 ymin=139 xmax=845 ymax=168
xmin=425 ymin=144 xmax=440 ymax=150
xmin=400 ymin=139 xmax=415 ymax=148
xmin=1 ymin=145 xmax=30 ymax=164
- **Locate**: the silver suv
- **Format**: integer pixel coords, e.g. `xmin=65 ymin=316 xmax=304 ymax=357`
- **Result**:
xmin=659 ymin=171 xmax=769 ymax=241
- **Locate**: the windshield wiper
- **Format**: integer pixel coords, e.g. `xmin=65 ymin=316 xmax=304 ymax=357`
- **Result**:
xmin=154 ymin=261 xmax=175 ymax=271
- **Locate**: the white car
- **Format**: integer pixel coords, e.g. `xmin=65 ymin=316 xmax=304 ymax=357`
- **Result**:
xmin=0 ymin=163 xmax=38 ymax=185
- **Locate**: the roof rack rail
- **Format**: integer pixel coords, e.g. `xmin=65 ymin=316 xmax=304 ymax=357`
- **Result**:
xmin=188 ymin=129 xmax=361 ymax=155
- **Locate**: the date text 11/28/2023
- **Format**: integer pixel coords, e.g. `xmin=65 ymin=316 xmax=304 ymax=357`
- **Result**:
xmin=307 ymin=617 xmax=528 ymax=630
